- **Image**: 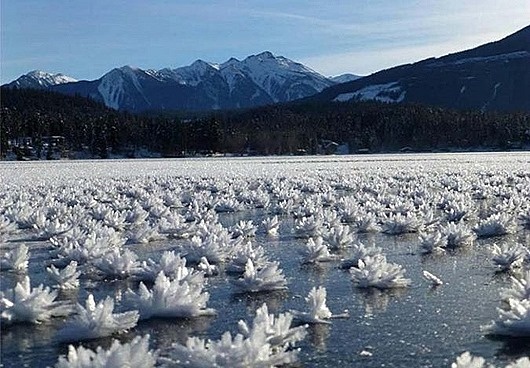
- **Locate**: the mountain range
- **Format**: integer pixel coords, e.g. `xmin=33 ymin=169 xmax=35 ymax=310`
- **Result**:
xmin=309 ymin=25 xmax=530 ymax=112
xmin=5 ymin=52 xmax=358 ymax=112
xmin=4 ymin=25 xmax=529 ymax=113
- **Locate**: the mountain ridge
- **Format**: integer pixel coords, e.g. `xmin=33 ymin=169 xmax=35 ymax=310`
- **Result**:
xmin=308 ymin=25 xmax=530 ymax=112
xmin=5 ymin=52 xmax=341 ymax=112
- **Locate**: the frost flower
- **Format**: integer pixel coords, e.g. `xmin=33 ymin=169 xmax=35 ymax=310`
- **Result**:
xmin=290 ymin=286 xmax=348 ymax=324
xmin=58 ymin=294 xmax=139 ymax=342
xmin=47 ymin=261 xmax=81 ymax=289
xmin=474 ymin=213 xmax=517 ymax=238
xmin=262 ymin=216 xmax=280 ymax=236
xmin=232 ymin=260 xmax=288 ymax=293
xmin=55 ymin=335 xmax=157 ymax=368
xmin=161 ymin=304 xmax=307 ymax=367
xmin=350 ymin=255 xmax=411 ymax=289
xmin=441 ymin=222 xmax=476 ymax=248
xmin=418 ymin=231 xmax=447 ymax=254
xmin=92 ymin=248 xmax=141 ymax=279
xmin=484 ymin=298 xmax=530 ymax=337
xmin=381 ymin=213 xmax=422 ymax=235
xmin=323 ymin=225 xmax=355 ymax=250
xmin=301 ymin=237 xmax=336 ymax=264
xmin=491 ymin=243 xmax=526 ymax=271
xmin=124 ymin=271 xmax=215 ymax=320
xmin=339 ymin=243 xmax=382 ymax=269
xmin=451 ymin=352 xmax=491 ymax=368
xmin=1 ymin=276 xmax=72 ymax=324
xmin=501 ymin=270 xmax=530 ymax=302
xmin=0 ymin=243 xmax=29 ymax=272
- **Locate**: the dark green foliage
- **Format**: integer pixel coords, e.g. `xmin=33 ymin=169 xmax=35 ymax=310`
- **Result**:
xmin=0 ymin=88 xmax=183 ymax=158
xmin=1 ymin=87 xmax=529 ymax=159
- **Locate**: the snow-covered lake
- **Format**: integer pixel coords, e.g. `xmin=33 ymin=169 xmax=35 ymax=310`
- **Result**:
xmin=1 ymin=153 xmax=529 ymax=367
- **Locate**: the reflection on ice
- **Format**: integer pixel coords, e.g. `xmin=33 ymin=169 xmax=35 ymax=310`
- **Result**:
xmin=357 ymin=288 xmax=406 ymax=315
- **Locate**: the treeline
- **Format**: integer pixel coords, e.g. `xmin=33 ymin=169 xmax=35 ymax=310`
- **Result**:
xmin=201 ymin=101 xmax=530 ymax=154
xmin=0 ymin=87 xmax=183 ymax=158
xmin=1 ymin=87 xmax=529 ymax=159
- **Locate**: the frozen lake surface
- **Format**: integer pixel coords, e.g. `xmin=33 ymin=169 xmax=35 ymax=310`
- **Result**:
xmin=1 ymin=152 xmax=529 ymax=367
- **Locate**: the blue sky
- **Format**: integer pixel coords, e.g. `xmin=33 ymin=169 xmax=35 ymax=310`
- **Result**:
xmin=1 ymin=0 xmax=529 ymax=83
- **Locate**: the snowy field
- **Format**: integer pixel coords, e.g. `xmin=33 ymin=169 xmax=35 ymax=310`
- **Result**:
xmin=1 ymin=152 xmax=530 ymax=367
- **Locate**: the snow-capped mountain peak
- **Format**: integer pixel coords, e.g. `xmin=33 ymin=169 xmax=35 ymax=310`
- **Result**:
xmin=7 ymin=70 xmax=77 ymax=89
xmin=4 ymin=51 xmax=360 ymax=112
xmin=330 ymin=73 xmax=362 ymax=84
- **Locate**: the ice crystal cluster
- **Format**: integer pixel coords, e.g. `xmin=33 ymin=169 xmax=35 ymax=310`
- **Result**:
xmin=160 ymin=303 xmax=307 ymax=367
xmin=0 ymin=153 xmax=529 ymax=366
xmin=58 ymin=294 xmax=139 ymax=342
xmin=484 ymin=268 xmax=530 ymax=337
xmin=451 ymin=351 xmax=530 ymax=368
xmin=1 ymin=275 xmax=72 ymax=324
xmin=124 ymin=271 xmax=215 ymax=319
xmin=55 ymin=335 xmax=157 ymax=368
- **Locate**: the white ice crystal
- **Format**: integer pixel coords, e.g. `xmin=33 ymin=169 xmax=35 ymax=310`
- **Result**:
xmin=232 ymin=259 xmax=288 ymax=293
xmin=418 ymin=231 xmax=447 ymax=254
xmin=124 ymin=271 xmax=215 ymax=320
xmin=350 ymin=213 xmax=381 ymax=233
xmin=441 ymin=222 xmax=476 ymax=248
xmin=501 ymin=270 xmax=530 ymax=302
xmin=422 ymin=270 xmax=443 ymax=286
xmin=506 ymin=357 xmax=530 ymax=368
xmin=92 ymin=248 xmax=141 ymax=279
xmin=484 ymin=298 xmax=530 ymax=337
xmin=445 ymin=201 xmax=475 ymax=223
xmin=293 ymin=216 xmax=324 ymax=238
xmin=197 ymin=256 xmax=219 ymax=276
xmin=301 ymin=237 xmax=336 ymax=264
xmin=0 ymin=243 xmax=29 ymax=272
xmin=180 ymin=234 xmax=231 ymax=264
xmin=161 ymin=303 xmax=307 ymax=367
xmin=290 ymin=286 xmax=348 ymax=324
xmin=138 ymin=251 xmax=205 ymax=286
xmin=519 ymin=208 xmax=530 ymax=230
xmin=381 ymin=213 xmax=422 ymax=235
xmin=0 ymin=214 xmax=18 ymax=236
xmin=262 ymin=215 xmax=280 ymax=236
xmin=231 ymin=220 xmax=257 ymax=238
xmin=125 ymin=222 xmax=161 ymax=244
xmin=238 ymin=303 xmax=308 ymax=349
xmin=157 ymin=213 xmax=192 ymax=238
xmin=56 ymin=230 xmax=123 ymax=265
xmin=451 ymin=352 xmax=491 ymax=368
xmin=323 ymin=225 xmax=355 ymax=250
xmin=227 ymin=241 xmax=269 ymax=274
xmin=34 ymin=218 xmax=72 ymax=240
xmin=350 ymin=255 xmax=411 ymax=289
xmin=474 ymin=213 xmax=518 ymax=238
xmin=47 ymin=261 xmax=81 ymax=289
xmin=491 ymin=243 xmax=526 ymax=271
xmin=55 ymin=335 xmax=157 ymax=368
xmin=58 ymin=294 xmax=139 ymax=342
xmin=1 ymin=275 xmax=72 ymax=324
xmin=339 ymin=242 xmax=382 ymax=269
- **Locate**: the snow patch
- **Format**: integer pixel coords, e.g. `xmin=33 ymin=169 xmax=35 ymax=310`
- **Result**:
xmin=98 ymin=71 xmax=125 ymax=110
xmin=334 ymin=82 xmax=405 ymax=103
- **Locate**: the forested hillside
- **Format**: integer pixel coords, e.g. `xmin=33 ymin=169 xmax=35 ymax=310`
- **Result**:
xmin=1 ymin=87 xmax=529 ymax=159
xmin=211 ymin=101 xmax=530 ymax=154
xmin=1 ymin=88 xmax=182 ymax=158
